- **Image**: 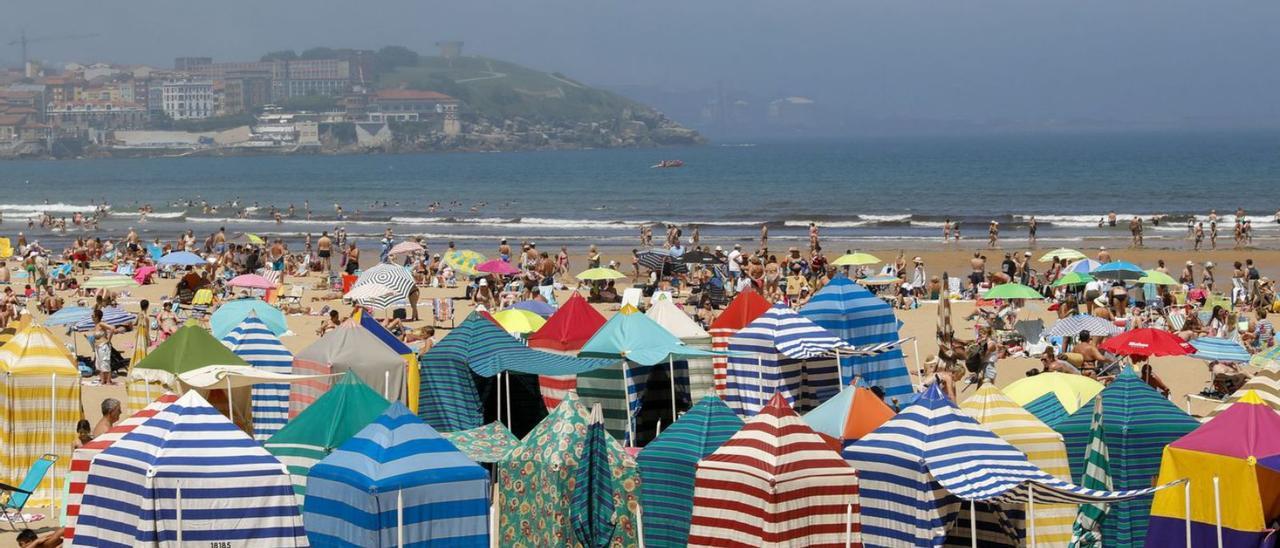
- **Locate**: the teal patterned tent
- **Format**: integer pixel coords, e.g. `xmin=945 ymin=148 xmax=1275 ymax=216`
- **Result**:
xmin=637 ymin=395 xmax=742 ymax=547
xmin=1023 ymin=391 xmax=1069 ymax=428
xmin=1054 ymin=367 xmax=1199 ymax=547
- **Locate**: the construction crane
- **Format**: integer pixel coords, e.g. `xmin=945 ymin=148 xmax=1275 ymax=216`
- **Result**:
xmin=6 ymin=28 xmax=100 ymax=68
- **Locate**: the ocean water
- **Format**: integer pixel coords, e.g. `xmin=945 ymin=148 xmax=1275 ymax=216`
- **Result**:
xmin=1 ymin=130 xmax=1277 ymax=250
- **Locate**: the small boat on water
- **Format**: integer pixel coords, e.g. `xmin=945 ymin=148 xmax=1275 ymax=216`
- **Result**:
xmin=651 ymin=159 xmax=684 ymax=168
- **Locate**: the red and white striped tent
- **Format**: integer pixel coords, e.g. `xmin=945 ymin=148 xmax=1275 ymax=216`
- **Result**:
xmin=687 ymin=392 xmax=862 ymax=547
xmin=708 ymin=290 xmax=771 ymax=396
xmin=64 ymin=392 xmax=179 ymax=540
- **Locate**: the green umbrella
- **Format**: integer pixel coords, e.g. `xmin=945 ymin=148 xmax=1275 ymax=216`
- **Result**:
xmin=1038 ymin=247 xmax=1087 ymax=262
xmin=577 ymin=267 xmax=627 ymax=281
xmin=1136 ymin=269 xmax=1178 ymax=286
xmin=1051 ymin=272 xmax=1094 ymax=287
xmin=983 ymin=283 xmax=1042 ymax=300
xmin=444 ymin=249 xmax=486 ymax=276
xmin=832 ymin=252 xmax=881 ymax=266
xmin=82 ymin=275 xmax=140 ymax=289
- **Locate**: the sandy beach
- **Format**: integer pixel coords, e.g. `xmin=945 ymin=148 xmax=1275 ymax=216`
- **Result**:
xmin=0 ymin=240 xmax=1271 ymax=545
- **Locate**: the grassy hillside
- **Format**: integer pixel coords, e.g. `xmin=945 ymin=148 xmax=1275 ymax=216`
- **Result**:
xmin=378 ymin=56 xmax=649 ymax=124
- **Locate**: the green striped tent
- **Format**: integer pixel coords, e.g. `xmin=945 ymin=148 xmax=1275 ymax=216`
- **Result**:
xmin=418 ymin=312 xmax=615 ymax=436
xmin=637 ymin=395 xmax=742 ymax=547
xmin=263 ymin=371 xmax=390 ymax=505
xmin=1023 ymin=391 xmax=1070 ymax=427
xmin=1054 ymin=367 xmax=1199 ymax=547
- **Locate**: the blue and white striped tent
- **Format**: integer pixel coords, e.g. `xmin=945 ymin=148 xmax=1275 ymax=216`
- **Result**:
xmin=221 ymin=314 xmax=294 ymax=441
xmin=845 ymin=383 xmax=1171 ymax=547
xmin=1190 ymin=336 xmax=1252 ymax=363
xmin=72 ymin=390 xmax=307 ymax=547
xmin=305 ymin=402 xmax=488 ymax=547
xmin=800 ymin=275 xmax=915 ymax=399
xmin=724 ymin=303 xmax=852 ymax=416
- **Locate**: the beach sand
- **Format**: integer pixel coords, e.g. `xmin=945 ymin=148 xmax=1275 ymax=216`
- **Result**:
xmin=1 ymin=242 xmax=1266 ymax=545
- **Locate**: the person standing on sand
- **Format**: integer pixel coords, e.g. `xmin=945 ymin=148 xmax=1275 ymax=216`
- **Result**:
xmin=943 ymin=219 xmax=952 ymax=242
xmin=1129 ymin=217 xmax=1140 ymax=247
xmin=317 ymin=232 xmax=332 ymax=274
xmin=987 ymin=221 xmax=999 ymax=248
xmin=213 ymin=227 xmax=226 ymax=254
xmin=379 ymin=228 xmax=394 ymax=263
xmin=92 ymin=308 xmax=118 ymax=386
xmin=1028 ymin=216 xmax=1037 ymax=246
xmin=968 ymin=252 xmax=985 ymax=292
xmin=1210 ymin=220 xmax=1219 ymax=249
xmin=760 ymin=224 xmax=769 ymax=251
xmin=691 ymin=225 xmax=700 ymax=248
xmin=1194 ymin=222 xmax=1204 ymax=250
xmin=953 ymin=222 xmax=961 ymax=241
xmin=499 ymin=239 xmax=511 ymax=262
xmin=808 ymin=222 xmax=820 ymax=252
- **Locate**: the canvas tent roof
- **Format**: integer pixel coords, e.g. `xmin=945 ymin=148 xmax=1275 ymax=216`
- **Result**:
xmin=129 ymin=324 xmax=250 ymax=386
xmin=723 ymin=303 xmax=850 ymax=416
xmin=800 ymin=275 xmax=914 ymax=398
xmin=292 ymin=323 xmax=407 ymax=415
xmin=527 ymin=292 xmax=606 ymax=351
xmin=220 ymin=314 xmax=294 ymax=441
xmin=578 ymin=305 xmax=719 ymax=366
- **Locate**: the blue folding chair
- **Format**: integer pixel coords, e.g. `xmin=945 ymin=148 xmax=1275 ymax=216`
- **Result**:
xmin=0 ymin=454 xmax=56 ymax=530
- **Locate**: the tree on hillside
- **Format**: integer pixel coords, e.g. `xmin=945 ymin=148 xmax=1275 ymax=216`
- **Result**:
xmin=261 ymin=50 xmax=298 ymax=62
xmin=300 ymin=47 xmax=338 ymax=60
xmin=375 ymin=46 xmax=419 ymax=73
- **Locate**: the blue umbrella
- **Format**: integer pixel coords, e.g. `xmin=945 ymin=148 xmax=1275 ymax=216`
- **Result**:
xmin=1066 ymin=259 xmax=1102 ymax=274
xmin=1092 ymin=261 xmax=1145 ymax=281
xmin=1190 ymin=336 xmax=1252 ymax=363
xmin=512 ymin=300 xmax=556 ymax=318
xmin=210 ymin=298 xmax=288 ymax=339
xmin=156 ymin=251 xmax=207 ymax=266
xmin=45 ymin=306 xmax=92 ymax=326
xmin=72 ymin=307 xmax=137 ymax=332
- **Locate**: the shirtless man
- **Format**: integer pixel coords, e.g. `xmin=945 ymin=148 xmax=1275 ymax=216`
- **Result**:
xmin=317 ymin=231 xmax=333 ymax=273
xmin=213 ymin=227 xmax=227 ymax=254
xmin=968 ymin=252 xmax=986 ymax=292
xmin=987 ymin=221 xmax=999 ymax=248
xmin=92 ymin=398 xmax=122 ymax=438
xmin=498 ymin=239 xmax=512 ymax=263
xmin=1071 ymin=331 xmax=1108 ymax=377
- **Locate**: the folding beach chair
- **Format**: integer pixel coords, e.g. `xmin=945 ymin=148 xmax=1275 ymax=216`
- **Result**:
xmin=432 ymin=298 xmax=454 ymax=328
xmin=0 ymin=454 xmax=56 ymax=530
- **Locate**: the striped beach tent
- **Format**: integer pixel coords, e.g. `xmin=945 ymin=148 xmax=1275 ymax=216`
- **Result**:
xmin=73 ymin=390 xmax=307 ymax=547
xmin=800 ymin=275 xmax=915 ymax=399
xmin=350 ymin=309 xmax=421 ymax=414
xmin=124 ymin=315 xmax=162 ymax=416
xmin=292 ymin=322 xmax=407 ymax=417
xmin=305 ymin=402 xmax=489 ymax=547
xmin=221 ymin=314 xmax=294 ymax=441
xmin=960 ymin=385 xmax=1077 ymax=547
xmin=1205 ymin=362 xmax=1280 ymax=418
xmin=1054 ymin=367 xmax=1200 ymax=547
xmin=846 ymin=383 xmax=1173 ymax=547
xmin=638 ymin=395 xmax=743 ymax=547
xmin=0 ymin=324 xmax=82 ymax=508
xmin=1004 ymin=372 xmax=1103 ymax=416
xmin=129 ymin=324 xmax=255 ymax=432
xmin=686 ymin=392 xmax=860 ymax=547
xmin=265 ymin=371 xmax=390 ymax=504
xmin=724 ymin=303 xmax=851 ymax=417
xmin=709 ymin=290 xmax=771 ymax=396
xmin=527 ymin=292 xmax=606 ymax=409
xmin=1147 ymin=391 xmax=1280 ymax=547
xmin=647 ymin=297 xmax=717 ymax=401
xmin=496 ymin=393 xmax=640 ymax=548
xmin=802 ymin=384 xmax=896 ymax=449
xmin=65 ymin=392 xmax=179 ymax=540
xmin=417 ymin=312 xmax=613 ymax=437
xmin=1023 ymin=392 xmax=1071 ymax=428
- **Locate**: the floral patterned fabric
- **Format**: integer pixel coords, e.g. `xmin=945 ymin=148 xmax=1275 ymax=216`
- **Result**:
xmin=496 ymin=393 xmax=640 ymax=548
xmin=441 ymin=421 xmax=521 ymax=463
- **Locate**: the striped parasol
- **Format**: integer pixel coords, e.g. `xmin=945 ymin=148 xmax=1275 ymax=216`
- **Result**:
xmin=343 ymin=282 xmax=395 ymax=303
xmin=1189 ymin=336 xmax=1252 ymax=362
xmin=72 ymin=307 xmax=137 ymax=332
xmin=637 ymin=249 xmax=688 ymax=274
xmin=351 ymin=263 xmax=415 ymax=309
xmin=388 ymin=241 xmax=424 ymax=256
xmin=1043 ymin=314 xmax=1123 ymax=338
xmin=227 ymin=273 xmax=275 ymax=290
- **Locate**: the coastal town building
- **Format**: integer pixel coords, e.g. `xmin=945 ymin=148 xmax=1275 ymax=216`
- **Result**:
xmin=222 ymin=72 xmax=273 ymax=115
xmin=161 ymin=80 xmax=215 ymax=120
xmin=365 ymin=89 xmax=458 ymax=122
xmin=46 ymin=100 xmax=147 ymax=131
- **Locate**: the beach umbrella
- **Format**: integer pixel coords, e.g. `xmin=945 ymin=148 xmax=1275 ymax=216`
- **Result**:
xmin=832 ymin=251 xmax=880 ymax=266
xmin=1038 ymin=247 xmax=1087 ymax=262
xmin=440 ymin=422 xmax=521 ymax=464
xmin=1066 ymin=258 xmax=1102 ymax=274
xmin=444 ymin=249 xmax=485 ymax=276
xmin=230 ymin=232 xmax=265 ymax=245
xmin=1100 ymin=327 xmax=1194 ymax=357
xmin=72 ymin=307 xmax=136 ymax=332
xmin=44 ymin=306 xmax=91 ymax=326
xmin=82 ymin=274 xmax=139 ymax=289
xmin=1205 ymin=362 xmax=1280 ymax=419
xmin=680 ymin=250 xmax=722 ymax=264
xmin=343 ymin=282 xmax=394 ymax=303
xmin=1004 ymin=371 xmax=1104 ymax=415
xmin=1092 ymin=260 xmax=1145 ymax=281
xmin=352 ymin=263 xmax=415 ymax=309
xmin=1136 ymin=269 xmax=1178 ymax=286
xmin=637 ymin=396 xmax=742 ymax=547
xmin=636 ymin=249 xmax=689 ymax=274
xmin=476 ymin=258 xmax=520 ymax=275
xmin=387 ymin=241 xmax=423 ymax=256
xmin=1042 ymin=314 xmax=1123 ymax=338
xmin=512 ymin=299 xmax=555 ymax=317
xmin=982 ymin=282 xmax=1042 ymax=300
xmin=802 ymin=384 xmax=896 ymax=446
xmin=210 ymin=298 xmax=287 ymax=339
xmin=571 ymin=404 xmax=618 ymax=548
xmin=1050 ymin=271 xmax=1094 ymax=287
xmin=1189 ymin=336 xmax=1251 ymax=363
xmin=492 ymin=308 xmax=547 ymax=334
xmin=220 ymin=314 xmax=294 ymax=441
xmin=227 ymin=273 xmax=275 ymax=290
xmin=577 ymin=267 xmax=626 ymax=281
xmin=155 ymin=251 xmax=206 ymax=266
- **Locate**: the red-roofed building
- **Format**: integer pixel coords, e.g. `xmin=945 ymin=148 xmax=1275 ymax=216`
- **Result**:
xmin=367 ymin=89 xmax=458 ymax=122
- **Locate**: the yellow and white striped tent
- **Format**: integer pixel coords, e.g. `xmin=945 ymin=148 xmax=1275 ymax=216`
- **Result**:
xmin=960 ymin=384 xmax=1076 ymax=547
xmin=0 ymin=324 xmax=82 ymax=509
xmin=1204 ymin=362 xmax=1280 ymax=419
xmin=123 ymin=320 xmax=162 ymax=415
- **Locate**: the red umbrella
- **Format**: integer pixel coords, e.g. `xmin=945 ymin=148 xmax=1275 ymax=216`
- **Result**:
xmin=1099 ymin=328 xmax=1195 ymax=357
xmin=475 ymin=259 xmax=520 ymax=275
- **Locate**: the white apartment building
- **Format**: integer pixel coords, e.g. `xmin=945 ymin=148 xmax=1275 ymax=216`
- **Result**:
xmin=161 ymin=80 xmax=214 ymax=120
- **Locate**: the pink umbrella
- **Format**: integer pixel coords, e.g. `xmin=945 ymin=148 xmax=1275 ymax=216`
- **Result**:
xmin=389 ymin=241 xmax=424 ymax=256
xmin=227 ymin=274 xmax=275 ymax=290
xmin=133 ymin=265 xmax=157 ymax=285
xmin=476 ymin=259 xmax=520 ymax=275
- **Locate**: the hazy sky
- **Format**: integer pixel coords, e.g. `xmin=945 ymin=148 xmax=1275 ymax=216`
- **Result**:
xmin=6 ymin=0 xmax=1279 ymax=125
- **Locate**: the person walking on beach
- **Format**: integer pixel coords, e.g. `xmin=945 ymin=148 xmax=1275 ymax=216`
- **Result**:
xmin=92 ymin=308 xmax=117 ymax=386
xmin=1194 ymin=222 xmax=1204 ymax=251
xmin=943 ymin=219 xmax=952 ymax=242
xmin=1129 ymin=217 xmax=1140 ymax=247
xmin=808 ymin=222 xmax=820 ymax=252
xmin=760 ymin=223 xmax=769 ymax=251
xmin=987 ymin=221 xmax=999 ymax=248
xmin=379 ymin=228 xmax=394 ymax=263
xmin=1210 ymin=220 xmax=1219 ymax=249
xmin=1028 ymin=216 xmax=1037 ymax=246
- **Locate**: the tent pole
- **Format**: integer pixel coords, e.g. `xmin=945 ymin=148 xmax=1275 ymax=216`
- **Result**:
xmin=668 ymin=356 xmax=677 ymax=421
xmin=144 ymin=380 xmax=151 ymax=406
xmin=969 ymin=499 xmax=977 ymax=548
xmin=50 ymin=373 xmax=56 ymax=511
xmin=636 ymin=503 xmax=645 ymax=548
xmin=624 ymin=360 xmax=634 ymax=447
xmin=496 ymin=372 xmax=504 ymax=426
xmin=227 ymin=375 xmax=234 ymax=425
xmin=504 ymin=372 xmax=512 ymax=428
xmin=844 ymin=502 xmax=852 ymax=548
xmin=1214 ymin=476 xmax=1223 ymax=548
xmin=1184 ymin=479 xmax=1192 ymax=547
xmin=175 ymin=481 xmax=184 ymax=546
xmin=397 ymin=489 xmax=405 ymax=548
xmin=912 ymin=339 xmax=923 ymax=390
xmin=384 ymin=371 xmax=390 ymax=400
xmin=490 ymin=481 xmax=499 ymax=548
xmin=1027 ymin=486 xmax=1036 ymax=548
xmin=756 ymin=355 xmax=764 ymax=414
xmin=834 ymin=348 xmax=842 ymax=387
